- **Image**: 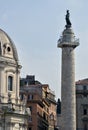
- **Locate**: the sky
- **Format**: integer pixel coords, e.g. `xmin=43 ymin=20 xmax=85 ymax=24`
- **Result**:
xmin=0 ymin=0 xmax=88 ymax=100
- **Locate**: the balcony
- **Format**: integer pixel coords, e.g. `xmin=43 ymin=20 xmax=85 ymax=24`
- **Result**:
xmin=37 ymin=112 xmax=49 ymax=126
xmin=76 ymin=90 xmax=88 ymax=94
xmin=82 ymin=115 xmax=88 ymax=121
xmin=57 ymin=35 xmax=79 ymax=48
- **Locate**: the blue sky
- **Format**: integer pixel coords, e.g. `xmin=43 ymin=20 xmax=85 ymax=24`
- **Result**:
xmin=0 ymin=0 xmax=88 ymax=99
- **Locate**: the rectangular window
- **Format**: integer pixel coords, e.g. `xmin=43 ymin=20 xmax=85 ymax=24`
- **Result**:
xmin=84 ymin=109 xmax=87 ymax=115
xmin=83 ymin=86 xmax=87 ymax=90
xmin=29 ymin=106 xmax=32 ymax=112
xmin=8 ymin=76 xmax=13 ymax=91
xmin=29 ymin=117 xmax=32 ymax=122
xmin=28 ymin=94 xmax=33 ymax=100
xmin=29 ymin=128 xmax=32 ymax=130
xmin=20 ymin=94 xmax=24 ymax=100
xmin=84 ymin=123 xmax=87 ymax=130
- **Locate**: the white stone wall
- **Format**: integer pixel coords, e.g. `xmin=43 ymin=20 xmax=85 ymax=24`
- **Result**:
xmin=76 ymin=84 xmax=88 ymax=130
xmin=0 ymin=28 xmax=28 ymax=130
xmin=61 ymin=47 xmax=76 ymax=130
xmin=0 ymin=114 xmax=28 ymax=130
xmin=0 ymin=65 xmax=20 ymax=103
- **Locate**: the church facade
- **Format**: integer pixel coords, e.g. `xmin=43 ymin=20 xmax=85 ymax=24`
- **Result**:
xmin=0 ymin=29 xmax=29 ymax=130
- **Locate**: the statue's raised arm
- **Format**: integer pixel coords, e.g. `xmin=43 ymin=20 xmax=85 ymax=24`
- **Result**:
xmin=65 ymin=10 xmax=71 ymax=28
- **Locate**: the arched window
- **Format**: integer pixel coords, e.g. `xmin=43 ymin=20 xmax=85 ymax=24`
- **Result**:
xmin=8 ymin=76 xmax=13 ymax=91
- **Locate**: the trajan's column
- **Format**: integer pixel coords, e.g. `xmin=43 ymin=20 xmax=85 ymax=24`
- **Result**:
xmin=57 ymin=10 xmax=79 ymax=130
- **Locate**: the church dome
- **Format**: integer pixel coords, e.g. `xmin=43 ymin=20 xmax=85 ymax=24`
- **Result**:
xmin=0 ymin=28 xmax=18 ymax=62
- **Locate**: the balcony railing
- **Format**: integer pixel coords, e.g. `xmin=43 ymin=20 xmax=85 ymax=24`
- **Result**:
xmin=58 ymin=35 xmax=79 ymax=44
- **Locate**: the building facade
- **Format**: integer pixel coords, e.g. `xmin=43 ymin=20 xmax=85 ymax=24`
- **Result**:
xmin=42 ymin=84 xmax=57 ymax=130
xmin=0 ymin=29 xmax=29 ymax=130
xmin=20 ymin=75 xmax=57 ymax=130
xmin=76 ymin=78 xmax=88 ymax=130
xmin=57 ymin=78 xmax=88 ymax=130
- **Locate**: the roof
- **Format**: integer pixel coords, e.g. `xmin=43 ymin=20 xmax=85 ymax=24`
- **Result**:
xmin=0 ymin=28 xmax=19 ymax=61
xmin=76 ymin=78 xmax=88 ymax=85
